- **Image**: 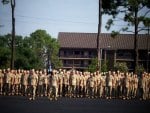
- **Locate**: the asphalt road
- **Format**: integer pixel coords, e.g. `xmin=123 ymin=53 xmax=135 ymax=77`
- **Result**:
xmin=0 ymin=96 xmax=150 ymax=113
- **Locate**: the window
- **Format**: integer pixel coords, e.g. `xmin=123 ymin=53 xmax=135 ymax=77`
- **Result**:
xmin=64 ymin=51 xmax=66 ymax=55
xmin=74 ymin=51 xmax=80 ymax=55
xmin=74 ymin=60 xmax=80 ymax=64
xmin=88 ymin=60 xmax=91 ymax=65
xmin=81 ymin=51 xmax=84 ymax=55
xmin=64 ymin=60 xmax=66 ymax=64
xmin=67 ymin=60 xmax=73 ymax=64
xmin=89 ymin=51 xmax=91 ymax=55
xmin=68 ymin=51 xmax=73 ymax=55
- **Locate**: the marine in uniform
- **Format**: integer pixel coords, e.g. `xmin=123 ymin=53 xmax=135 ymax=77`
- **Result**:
xmin=58 ymin=70 xmax=63 ymax=97
xmin=112 ymin=72 xmax=117 ymax=98
xmin=37 ymin=70 xmax=44 ymax=97
xmin=0 ymin=69 xmax=4 ymax=94
xmin=62 ymin=70 xmax=69 ymax=97
xmin=43 ymin=70 xmax=49 ymax=96
xmin=21 ymin=70 xmax=29 ymax=96
xmin=11 ymin=70 xmax=16 ymax=95
xmin=76 ymin=71 xmax=80 ymax=97
xmin=4 ymin=68 xmax=12 ymax=95
xmin=79 ymin=72 xmax=84 ymax=97
xmin=124 ymin=72 xmax=130 ymax=99
xmin=100 ymin=74 xmax=105 ymax=98
xmin=93 ymin=72 xmax=98 ymax=98
xmin=120 ymin=73 xmax=125 ymax=98
xmin=82 ymin=72 xmax=88 ymax=97
xmin=106 ymin=71 xmax=113 ymax=99
xmin=48 ymin=70 xmax=58 ymax=100
xmin=29 ymin=69 xmax=38 ymax=100
xmin=132 ymin=74 xmax=138 ymax=98
xmin=87 ymin=73 xmax=96 ymax=98
xmin=69 ymin=70 xmax=77 ymax=98
xmin=17 ymin=69 xmax=22 ymax=95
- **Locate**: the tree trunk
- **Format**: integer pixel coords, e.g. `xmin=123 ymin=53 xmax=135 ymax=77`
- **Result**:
xmin=97 ymin=0 xmax=102 ymax=71
xmin=10 ymin=0 xmax=15 ymax=69
xmin=134 ymin=7 xmax=138 ymax=73
xmin=147 ymin=26 xmax=150 ymax=72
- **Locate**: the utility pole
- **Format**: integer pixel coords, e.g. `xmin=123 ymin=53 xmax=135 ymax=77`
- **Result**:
xmin=147 ymin=25 xmax=150 ymax=72
xmin=10 ymin=0 xmax=16 ymax=69
xmin=133 ymin=7 xmax=139 ymax=73
xmin=97 ymin=0 xmax=102 ymax=71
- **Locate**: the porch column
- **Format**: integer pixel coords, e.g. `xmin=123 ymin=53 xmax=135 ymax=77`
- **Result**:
xmin=104 ymin=50 xmax=107 ymax=64
xmin=114 ymin=50 xmax=117 ymax=65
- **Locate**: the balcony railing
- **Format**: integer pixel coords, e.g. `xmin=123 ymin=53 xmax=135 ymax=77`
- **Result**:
xmin=116 ymin=56 xmax=134 ymax=59
xmin=60 ymin=55 xmax=95 ymax=58
xmin=63 ymin=64 xmax=89 ymax=67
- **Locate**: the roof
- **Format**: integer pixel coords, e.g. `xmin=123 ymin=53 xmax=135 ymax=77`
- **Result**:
xmin=58 ymin=32 xmax=150 ymax=50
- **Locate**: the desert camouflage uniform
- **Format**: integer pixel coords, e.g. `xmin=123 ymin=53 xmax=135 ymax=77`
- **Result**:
xmin=87 ymin=73 xmax=96 ymax=98
xmin=0 ymin=69 xmax=4 ymax=94
xmin=48 ymin=71 xmax=58 ymax=100
xmin=29 ymin=70 xmax=38 ymax=100
xmin=106 ymin=71 xmax=113 ymax=99
xmin=37 ymin=71 xmax=44 ymax=97
xmin=58 ymin=71 xmax=63 ymax=97
xmin=4 ymin=69 xmax=12 ymax=95
xmin=21 ymin=70 xmax=29 ymax=96
xmin=62 ymin=71 xmax=69 ymax=97
xmin=132 ymin=74 xmax=138 ymax=98
xmin=69 ymin=70 xmax=77 ymax=98
xmin=124 ymin=73 xmax=130 ymax=99
xmin=76 ymin=71 xmax=80 ymax=97
xmin=112 ymin=72 xmax=117 ymax=98
xmin=79 ymin=73 xmax=84 ymax=97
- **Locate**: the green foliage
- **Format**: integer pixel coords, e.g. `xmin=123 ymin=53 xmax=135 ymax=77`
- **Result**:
xmin=143 ymin=17 xmax=150 ymax=27
xmin=105 ymin=19 xmax=114 ymax=30
xmin=104 ymin=0 xmax=150 ymax=72
xmin=101 ymin=60 xmax=108 ymax=72
xmin=111 ymin=31 xmax=120 ymax=38
xmin=0 ymin=47 xmax=11 ymax=68
xmin=135 ymin=65 xmax=145 ymax=74
xmin=105 ymin=0 xmax=150 ymax=33
xmin=0 ymin=35 xmax=11 ymax=69
xmin=27 ymin=29 xmax=62 ymax=69
xmin=102 ymin=0 xmax=124 ymax=16
xmin=0 ymin=29 xmax=62 ymax=69
xmin=114 ymin=62 xmax=128 ymax=72
xmin=1 ymin=0 xmax=9 ymax=4
xmin=87 ymin=58 xmax=98 ymax=73
xmin=87 ymin=59 xmax=108 ymax=73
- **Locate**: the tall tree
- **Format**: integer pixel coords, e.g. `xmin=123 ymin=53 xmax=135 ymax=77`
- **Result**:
xmin=29 ymin=29 xmax=62 ymax=70
xmin=0 ymin=34 xmax=11 ymax=68
xmin=2 ymin=0 xmax=16 ymax=69
xmin=97 ymin=0 xmax=102 ymax=71
xmin=97 ymin=0 xmax=123 ymax=71
xmin=0 ymin=31 xmax=62 ymax=70
xmin=143 ymin=18 xmax=150 ymax=72
xmin=104 ymin=0 xmax=150 ymax=72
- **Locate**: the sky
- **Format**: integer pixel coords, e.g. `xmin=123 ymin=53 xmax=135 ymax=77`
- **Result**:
xmin=0 ymin=0 xmax=147 ymax=38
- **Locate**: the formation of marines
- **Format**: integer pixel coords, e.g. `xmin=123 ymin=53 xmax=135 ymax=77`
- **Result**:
xmin=0 ymin=68 xmax=150 ymax=101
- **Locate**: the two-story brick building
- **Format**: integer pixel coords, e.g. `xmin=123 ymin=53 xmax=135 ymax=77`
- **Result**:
xmin=58 ymin=32 xmax=150 ymax=72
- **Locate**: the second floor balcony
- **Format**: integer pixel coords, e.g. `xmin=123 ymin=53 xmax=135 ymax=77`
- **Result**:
xmin=59 ymin=54 xmax=96 ymax=59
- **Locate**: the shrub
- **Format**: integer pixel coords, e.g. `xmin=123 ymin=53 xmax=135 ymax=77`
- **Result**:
xmin=114 ymin=62 xmax=128 ymax=72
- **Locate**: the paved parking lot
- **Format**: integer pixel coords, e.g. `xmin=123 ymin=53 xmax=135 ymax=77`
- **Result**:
xmin=0 ymin=96 xmax=150 ymax=113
